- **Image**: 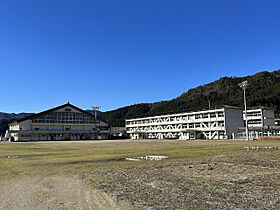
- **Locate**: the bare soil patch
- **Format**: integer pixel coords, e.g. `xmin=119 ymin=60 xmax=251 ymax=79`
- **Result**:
xmin=0 ymin=176 xmax=130 ymax=210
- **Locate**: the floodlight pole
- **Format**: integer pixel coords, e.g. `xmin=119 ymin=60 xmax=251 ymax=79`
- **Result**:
xmin=92 ymin=106 xmax=101 ymax=140
xmin=91 ymin=106 xmax=101 ymax=119
xmin=238 ymin=81 xmax=249 ymax=141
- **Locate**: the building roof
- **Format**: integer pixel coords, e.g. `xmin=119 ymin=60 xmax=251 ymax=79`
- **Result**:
xmin=246 ymin=106 xmax=274 ymax=111
xmin=9 ymin=102 xmax=102 ymax=125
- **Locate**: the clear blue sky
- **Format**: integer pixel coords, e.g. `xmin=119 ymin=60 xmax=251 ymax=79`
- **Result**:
xmin=1 ymin=0 xmax=280 ymax=113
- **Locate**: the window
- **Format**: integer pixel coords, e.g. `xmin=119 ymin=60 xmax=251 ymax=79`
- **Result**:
xmin=188 ymin=115 xmax=194 ymax=120
xmin=210 ymin=113 xmax=216 ymax=118
xmin=218 ymin=122 xmax=224 ymax=127
xmin=195 ymin=123 xmax=201 ymax=128
xmin=35 ymin=128 xmax=39 ymax=130
xmin=202 ymin=114 xmax=209 ymax=118
xmin=218 ymin=112 xmax=224 ymax=117
xmin=195 ymin=115 xmax=201 ymax=119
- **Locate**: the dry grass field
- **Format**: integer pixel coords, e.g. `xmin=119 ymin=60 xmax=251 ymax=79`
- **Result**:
xmin=1 ymin=139 xmax=280 ymax=209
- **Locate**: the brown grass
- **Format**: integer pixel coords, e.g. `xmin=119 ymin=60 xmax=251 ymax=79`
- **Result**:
xmin=258 ymin=136 xmax=280 ymax=140
xmin=1 ymin=140 xmax=280 ymax=209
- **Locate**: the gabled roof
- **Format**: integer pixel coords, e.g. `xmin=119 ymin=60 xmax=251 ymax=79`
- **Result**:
xmin=9 ymin=102 xmax=102 ymax=125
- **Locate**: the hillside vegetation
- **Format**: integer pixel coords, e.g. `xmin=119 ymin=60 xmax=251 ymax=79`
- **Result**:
xmin=0 ymin=119 xmax=14 ymax=136
xmin=99 ymin=70 xmax=280 ymax=127
xmin=1 ymin=70 xmax=279 ymax=132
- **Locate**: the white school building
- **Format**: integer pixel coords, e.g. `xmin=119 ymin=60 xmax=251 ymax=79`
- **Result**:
xmin=5 ymin=102 xmax=110 ymax=141
xmin=238 ymin=107 xmax=278 ymax=139
xmin=126 ymin=106 xmax=244 ymax=140
xmin=244 ymin=107 xmax=275 ymax=127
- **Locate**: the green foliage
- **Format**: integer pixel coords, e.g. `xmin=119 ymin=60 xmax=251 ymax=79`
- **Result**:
xmin=100 ymin=70 xmax=280 ymax=126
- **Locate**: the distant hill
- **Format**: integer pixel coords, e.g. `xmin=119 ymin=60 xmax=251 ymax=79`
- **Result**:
xmin=1 ymin=70 xmax=280 ymax=131
xmin=99 ymin=70 xmax=280 ymax=127
xmin=0 ymin=112 xmax=33 ymax=120
xmin=85 ymin=110 xmax=102 ymax=116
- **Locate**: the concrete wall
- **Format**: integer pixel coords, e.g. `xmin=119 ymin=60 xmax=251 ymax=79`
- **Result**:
xmin=225 ymin=109 xmax=244 ymax=138
xmin=263 ymin=110 xmax=275 ymax=126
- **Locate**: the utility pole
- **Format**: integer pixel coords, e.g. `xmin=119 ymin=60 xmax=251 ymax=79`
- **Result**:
xmin=238 ymin=80 xmax=249 ymax=141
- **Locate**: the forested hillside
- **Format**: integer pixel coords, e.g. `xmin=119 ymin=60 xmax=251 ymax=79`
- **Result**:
xmin=1 ymin=70 xmax=280 ymax=132
xmin=0 ymin=119 xmax=14 ymax=136
xmin=99 ymin=70 xmax=280 ymax=127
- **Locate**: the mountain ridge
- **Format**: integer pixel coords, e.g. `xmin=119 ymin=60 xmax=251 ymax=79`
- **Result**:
xmin=0 ymin=112 xmax=34 ymax=120
xmin=1 ymin=69 xmax=280 ymax=131
xmin=99 ymin=70 xmax=280 ymax=126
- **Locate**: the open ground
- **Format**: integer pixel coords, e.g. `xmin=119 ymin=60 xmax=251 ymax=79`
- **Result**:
xmin=1 ymin=139 xmax=280 ymax=209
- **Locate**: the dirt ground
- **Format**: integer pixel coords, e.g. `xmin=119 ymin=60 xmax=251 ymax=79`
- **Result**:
xmin=87 ymin=151 xmax=280 ymax=209
xmin=0 ymin=176 xmax=130 ymax=210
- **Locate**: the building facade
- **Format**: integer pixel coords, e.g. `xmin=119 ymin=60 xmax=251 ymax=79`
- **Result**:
xmin=238 ymin=126 xmax=280 ymax=139
xmin=238 ymin=107 xmax=277 ymax=139
xmin=5 ymin=103 xmax=110 ymax=141
xmin=244 ymin=108 xmax=275 ymax=127
xmin=126 ymin=106 xmax=244 ymax=140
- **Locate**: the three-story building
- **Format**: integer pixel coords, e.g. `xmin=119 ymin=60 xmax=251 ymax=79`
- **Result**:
xmin=126 ymin=106 xmax=244 ymax=140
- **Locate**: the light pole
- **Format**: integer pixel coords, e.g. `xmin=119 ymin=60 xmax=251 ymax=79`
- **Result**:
xmin=238 ymin=80 xmax=249 ymax=141
xmin=91 ymin=106 xmax=101 ymax=140
xmin=91 ymin=106 xmax=101 ymax=119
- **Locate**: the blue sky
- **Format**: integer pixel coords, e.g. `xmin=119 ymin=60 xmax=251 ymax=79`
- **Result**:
xmin=0 ymin=0 xmax=280 ymax=113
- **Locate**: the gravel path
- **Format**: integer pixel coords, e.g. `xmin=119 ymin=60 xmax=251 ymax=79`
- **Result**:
xmin=0 ymin=176 xmax=127 ymax=210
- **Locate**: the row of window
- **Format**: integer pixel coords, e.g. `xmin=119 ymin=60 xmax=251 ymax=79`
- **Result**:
xmin=245 ymin=112 xmax=262 ymax=117
xmin=127 ymin=112 xmax=225 ymax=125
xmin=126 ymin=112 xmax=224 ymax=125
xmin=247 ymin=120 xmax=262 ymax=125
xmin=127 ymin=122 xmax=225 ymax=131
xmin=32 ymin=112 xmax=99 ymax=124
